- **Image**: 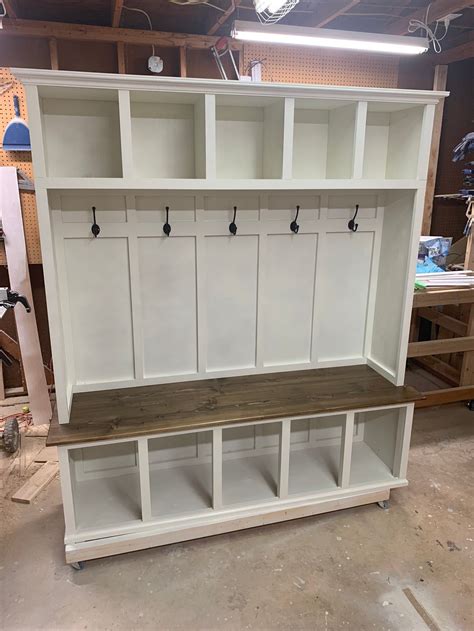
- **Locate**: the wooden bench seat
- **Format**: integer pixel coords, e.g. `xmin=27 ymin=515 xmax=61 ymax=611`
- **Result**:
xmin=47 ymin=365 xmax=422 ymax=446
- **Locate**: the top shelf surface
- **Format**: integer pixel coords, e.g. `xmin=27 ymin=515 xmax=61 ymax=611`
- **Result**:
xmin=14 ymin=68 xmax=448 ymax=104
xmin=47 ymin=365 xmax=422 ymax=447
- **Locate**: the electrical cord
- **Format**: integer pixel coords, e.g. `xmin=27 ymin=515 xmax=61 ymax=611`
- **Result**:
xmin=123 ymin=5 xmax=156 ymax=55
xmin=407 ymin=2 xmax=449 ymax=54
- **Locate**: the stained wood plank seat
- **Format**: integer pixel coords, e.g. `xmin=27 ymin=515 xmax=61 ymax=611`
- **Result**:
xmin=47 ymin=365 xmax=422 ymax=446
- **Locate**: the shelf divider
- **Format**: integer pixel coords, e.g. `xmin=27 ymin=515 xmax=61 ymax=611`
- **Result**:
xmin=118 ymin=90 xmax=133 ymax=179
xmin=212 ymin=427 xmax=223 ymax=509
xmin=353 ymin=101 xmax=368 ymax=179
xmin=339 ymin=411 xmax=355 ymax=488
xmin=202 ymin=94 xmax=216 ymax=180
xmin=282 ymin=97 xmax=295 ymax=180
xmin=138 ymin=437 xmax=152 ymax=521
xmin=278 ymin=419 xmax=291 ymax=499
xmin=393 ymin=403 xmax=414 ymax=479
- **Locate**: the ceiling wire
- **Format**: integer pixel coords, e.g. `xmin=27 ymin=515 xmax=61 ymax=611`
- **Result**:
xmin=407 ymin=2 xmax=450 ymax=54
xmin=123 ymin=6 xmax=156 ymax=55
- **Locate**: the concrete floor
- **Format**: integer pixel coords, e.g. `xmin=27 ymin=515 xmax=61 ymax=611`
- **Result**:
xmin=1 ymin=404 xmax=473 ymax=631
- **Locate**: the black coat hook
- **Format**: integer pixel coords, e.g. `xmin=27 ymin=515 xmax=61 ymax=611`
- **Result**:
xmin=91 ymin=206 xmax=100 ymax=237
xmin=290 ymin=205 xmax=300 ymax=234
xmin=348 ymin=204 xmax=359 ymax=232
xmin=229 ymin=206 xmax=237 ymax=236
xmin=163 ymin=206 xmax=171 ymax=237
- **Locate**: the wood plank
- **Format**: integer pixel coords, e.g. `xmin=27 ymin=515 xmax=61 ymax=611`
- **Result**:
xmin=422 ymin=65 xmax=448 ymax=234
xmin=0 ymin=168 xmax=52 ymax=425
xmin=386 ymin=0 xmax=473 ymax=35
xmin=111 ymin=0 xmax=124 ymax=28
xmin=11 ymin=462 xmax=59 ymax=504
xmin=417 ymin=306 xmax=467 ymax=336
xmin=33 ymin=445 xmax=58 ymax=462
xmin=415 ymin=385 xmax=474 ymax=408
xmin=413 ymin=288 xmax=474 ymax=308
xmin=207 ymin=0 xmax=240 ymax=36
xmin=49 ymin=37 xmax=59 ymax=70
xmin=412 ymin=356 xmax=460 ymax=386
xmin=1 ymin=18 xmax=241 ymax=50
xmin=117 ymin=41 xmax=126 ymax=74
xmin=2 ymin=0 xmax=17 ymax=18
xmin=179 ymin=46 xmax=187 ymax=78
xmin=47 ymin=365 xmax=422 ymax=446
xmin=460 ymin=303 xmax=474 ymax=386
xmin=408 ymin=336 xmax=474 ymax=358
xmin=309 ymin=0 xmax=360 ymax=27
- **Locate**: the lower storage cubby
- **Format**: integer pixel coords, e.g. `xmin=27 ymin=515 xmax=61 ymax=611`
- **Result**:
xmin=350 ymin=408 xmax=401 ymax=485
xmin=288 ymin=415 xmax=343 ymax=495
xmin=222 ymin=424 xmax=280 ymax=505
xmin=149 ymin=432 xmax=213 ymax=519
xmin=68 ymin=441 xmax=141 ymax=531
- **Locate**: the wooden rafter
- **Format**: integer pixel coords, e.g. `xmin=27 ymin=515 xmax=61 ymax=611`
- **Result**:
xmin=0 ymin=18 xmax=241 ymax=50
xmin=309 ymin=0 xmax=360 ymax=28
xmin=429 ymin=31 xmax=474 ymax=64
xmin=208 ymin=0 xmax=240 ymax=36
xmin=386 ymin=0 xmax=473 ymax=35
xmin=2 ymin=0 xmax=17 ymax=18
xmin=112 ymin=0 xmax=124 ymax=28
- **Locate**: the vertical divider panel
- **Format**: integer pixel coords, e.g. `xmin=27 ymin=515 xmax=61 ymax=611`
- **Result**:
xmin=203 ymin=94 xmax=216 ymax=180
xmin=138 ymin=437 xmax=152 ymax=521
xmin=263 ymin=99 xmax=285 ymax=178
xmin=282 ymin=97 xmax=295 ymax=180
xmin=126 ymin=195 xmax=144 ymax=380
xmin=255 ymin=194 xmax=267 ymax=369
xmin=58 ymin=446 xmax=77 ymax=536
xmin=417 ymin=104 xmax=436 ymax=180
xmin=393 ymin=404 xmax=414 ymax=479
xmin=338 ymin=411 xmax=354 ymax=488
xmin=310 ymin=194 xmax=328 ymax=364
xmin=278 ymin=419 xmax=291 ymax=499
xmin=24 ymin=85 xmax=46 ymax=178
xmin=212 ymin=427 xmax=223 ymax=509
xmin=118 ymin=90 xmax=133 ymax=179
xmin=353 ymin=101 xmax=368 ymax=179
xmin=363 ymin=195 xmax=384 ymax=359
xmin=195 ymin=196 xmax=207 ymax=374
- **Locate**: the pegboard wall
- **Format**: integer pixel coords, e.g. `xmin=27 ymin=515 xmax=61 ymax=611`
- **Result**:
xmin=241 ymin=44 xmax=399 ymax=88
xmin=0 ymin=67 xmax=42 ymax=264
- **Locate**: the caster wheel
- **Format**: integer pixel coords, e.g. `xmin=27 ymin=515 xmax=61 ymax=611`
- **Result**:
xmin=377 ymin=500 xmax=390 ymax=510
xmin=3 ymin=417 xmax=20 ymax=454
xmin=70 ymin=561 xmax=84 ymax=571
xmin=467 ymin=400 xmax=474 ymax=411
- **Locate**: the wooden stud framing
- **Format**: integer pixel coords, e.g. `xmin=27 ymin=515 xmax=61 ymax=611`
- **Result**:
xmin=416 ymin=385 xmax=474 ymax=408
xmin=117 ymin=42 xmax=126 ymax=74
xmin=422 ymin=65 xmax=448 ymax=235
xmin=49 ymin=37 xmax=59 ymax=70
xmin=417 ymin=306 xmax=467 ymax=336
xmin=460 ymin=303 xmax=474 ymax=386
xmin=112 ymin=0 xmax=124 ymax=28
xmin=408 ymin=335 xmax=474 ymax=358
xmin=1 ymin=18 xmax=241 ymax=50
xmin=207 ymin=0 xmax=240 ymax=36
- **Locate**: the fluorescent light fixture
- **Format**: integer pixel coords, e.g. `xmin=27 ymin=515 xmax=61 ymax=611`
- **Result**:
xmin=232 ymin=20 xmax=429 ymax=55
xmin=254 ymin=0 xmax=288 ymax=15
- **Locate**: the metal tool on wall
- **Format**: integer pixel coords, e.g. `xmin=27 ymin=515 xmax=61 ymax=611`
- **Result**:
xmin=2 ymin=95 xmax=31 ymax=151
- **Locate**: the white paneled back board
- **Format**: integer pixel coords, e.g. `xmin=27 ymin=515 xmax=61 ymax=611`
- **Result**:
xmin=48 ymin=188 xmax=416 ymax=406
xmin=15 ymin=69 xmax=446 ymax=424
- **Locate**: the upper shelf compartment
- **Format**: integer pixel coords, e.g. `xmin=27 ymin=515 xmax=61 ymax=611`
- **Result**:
xmin=130 ymin=91 xmax=208 ymax=179
xmin=40 ymin=87 xmax=122 ymax=178
xmin=292 ymin=99 xmax=358 ymax=180
xmin=215 ymin=95 xmax=285 ymax=179
xmin=362 ymin=103 xmax=425 ymax=180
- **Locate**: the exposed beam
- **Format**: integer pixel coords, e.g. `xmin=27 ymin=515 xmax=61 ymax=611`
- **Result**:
xmin=408 ymin=336 xmax=474 ymax=358
xmin=117 ymin=41 xmax=126 ymax=73
xmin=415 ymin=385 xmax=474 ymax=408
xmin=386 ymin=0 xmax=473 ymax=36
xmin=179 ymin=46 xmax=187 ymax=77
xmin=208 ymin=0 xmax=240 ymax=36
xmin=2 ymin=0 xmax=17 ymax=19
xmin=309 ymin=0 xmax=360 ymax=28
xmin=112 ymin=0 xmax=124 ymax=28
xmin=0 ymin=18 xmax=241 ymax=50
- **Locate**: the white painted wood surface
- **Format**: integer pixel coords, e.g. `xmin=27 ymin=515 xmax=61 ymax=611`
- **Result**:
xmin=15 ymin=71 xmax=442 ymax=562
xmin=0 ymin=167 xmax=51 ymax=424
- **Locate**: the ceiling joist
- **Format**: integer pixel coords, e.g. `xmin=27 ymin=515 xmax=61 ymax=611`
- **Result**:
xmin=0 ymin=18 xmax=241 ymax=50
xmin=386 ymin=0 xmax=473 ymax=35
xmin=309 ymin=0 xmax=361 ymax=28
xmin=2 ymin=0 xmax=17 ymax=18
xmin=207 ymin=0 xmax=240 ymax=36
